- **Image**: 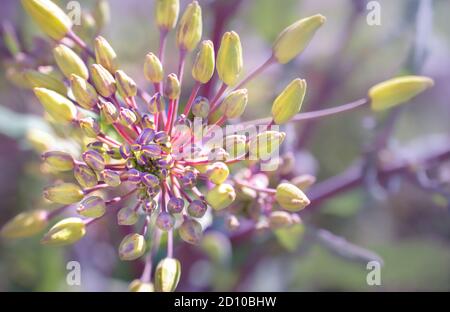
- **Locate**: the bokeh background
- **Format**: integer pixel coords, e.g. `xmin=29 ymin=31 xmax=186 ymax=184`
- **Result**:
xmin=0 ymin=0 xmax=449 ymax=291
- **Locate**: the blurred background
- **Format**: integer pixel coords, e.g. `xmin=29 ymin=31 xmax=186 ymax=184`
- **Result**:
xmin=0 ymin=0 xmax=449 ymax=291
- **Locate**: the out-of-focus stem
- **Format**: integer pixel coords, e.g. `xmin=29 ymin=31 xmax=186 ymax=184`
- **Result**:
xmin=209 ymin=83 xmax=227 ymax=113
xmin=183 ymin=82 xmax=201 ymax=116
xmin=158 ymin=29 xmax=168 ymax=65
xmin=233 ymin=56 xmax=275 ymax=90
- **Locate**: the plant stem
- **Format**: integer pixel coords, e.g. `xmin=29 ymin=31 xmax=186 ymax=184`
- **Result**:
xmin=233 ymin=56 xmax=275 ymax=90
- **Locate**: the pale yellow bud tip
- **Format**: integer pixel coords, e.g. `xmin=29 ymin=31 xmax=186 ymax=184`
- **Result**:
xmin=272 ymin=78 xmax=307 ymax=124
xmin=1 ymin=210 xmax=48 ymax=239
xmin=41 ymin=217 xmax=86 ymax=246
xmin=275 ymin=183 xmax=310 ymax=212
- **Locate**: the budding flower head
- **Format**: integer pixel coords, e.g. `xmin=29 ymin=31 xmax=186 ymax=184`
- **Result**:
xmin=206 ymin=162 xmax=229 ymax=184
xmin=42 ymin=151 xmax=74 ymax=171
xmin=44 ymin=182 xmax=84 ymax=204
xmin=217 ymin=31 xmax=243 ymax=86
xmin=70 ymin=74 xmax=98 ymax=109
xmin=53 ymin=44 xmax=88 ymax=80
xmin=144 ymin=53 xmax=164 ymax=83
xmin=248 ymin=131 xmax=286 ymax=159
xmin=192 ymin=40 xmax=215 ymax=84
xmin=41 ymin=217 xmax=86 ymax=246
xmin=119 ymin=233 xmax=146 ymax=261
xmin=219 ymin=88 xmax=248 ymax=119
xmin=90 ymin=64 xmax=117 ymax=97
xmin=33 ymin=88 xmax=76 ymax=123
xmin=129 ymin=279 xmax=154 ymax=292
xmin=273 ymin=14 xmax=326 ymax=64
xmin=115 ymin=70 xmax=137 ymax=98
xmin=77 ymin=196 xmax=106 ymax=218
xmin=155 ymin=0 xmax=179 ymax=31
xmin=21 ymin=0 xmax=72 ymax=40
xmin=369 ymin=75 xmax=434 ymax=111
xmin=1 ymin=210 xmax=48 ymax=239
xmin=94 ymin=36 xmax=119 ymax=73
xmin=206 ymin=183 xmax=236 ymax=211
xmin=164 ymin=73 xmax=181 ymax=100
xmin=154 ymin=258 xmax=181 ymax=292
xmin=272 ymin=78 xmax=307 ymax=124
xmin=25 ymin=70 xmax=67 ymax=95
xmin=176 ymin=1 xmax=202 ymax=52
xmin=275 ymin=183 xmax=310 ymax=211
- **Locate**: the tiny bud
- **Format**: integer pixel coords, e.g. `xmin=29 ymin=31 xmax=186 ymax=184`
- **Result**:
xmin=141 ymin=114 xmax=155 ymax=129
xmin=192 ymin=40 xmax=215 ymax=84
xmin=99 ymin=100 xmax=118 ymax=124
xmin=41 ymin=217 xmax=86 ymax=246
xmin=206 ymin=162 xmax=229 ymax=184
xmin=248 ymin=131 xmax=286 ymax=160
xmin=217 ymin=31 xmax=243 ymax=86
xmin=33 ymin=88 xmax=76 ymax=123
xmin=119 ymin=108 xmax=137 ymax=126
xmin=156 ymin=211 xmax=175 ymax=231
xmin=291 ymin=174 xmax=316 ymax=191
xmin=94 ymin=36 xmax=119 ymax=73
xmin=118 ymin=233 xmax=146 ymax=261
xmin=74 ymin=163 xmax=98 ymax=188
xmin=43 ymin=183 xmax=84 ymax=204
xmin=144 ymin=53 xmax=164 ymax=83
xmin=164 ymin=73 xmax=180 ymax=100
xmin=143 ymin=199 xmax=157 ymax=213
xmin=53 ymin=44 xmax=88 ymax=80
xmin=70 ymin=74 xmax=98 ymax=109
xmin=122 ymin=168 xmax=141 ymax=183
xmin=154 ymin=131 xmax=170 ymax=144
xmin=148 ymin=92 xmax=165 ymax=113
xmin=179 ymin=217 xmax=202 ymax=244
xmin=191 ymin=96 xmax=210 ymax=118
xmin=82 ymin=149 xmax=105 ymax=172
xmin=369 ymin=76 xmax=434 ymax=111
xmin=137 ymin=128 xmax=156 ymax=145
xmin=272 ymin=78 xmax=307 ymax=124
xmin=1 ymin=210 xmax=48 ymax=239
xmin=21 ymin=0 xmax=72 ymax=40
xmin=206 ymin=183 xmax=236 ymax=211
xmin=176 ymin=1 xmax=202 ymax=52
xmin=24 ymin=70 xmax=67 ymax=95
xmin=101 ymin=169 xmax=121 ymax=187
xmin=115 ymin=70 xmax=137 ymax=98
xmin=117 ymin=207 xmax=139 ymax=226
xmin=119 ymin=143 xmax=132 ymax=159
xmin=187 ymin=199 xmax=207 ymax=218
xmin=141 ymin=173 xmax=160 ymax=188
xmin=181 ymin=171 xmax=197 ymax=189
xmin=42 ymin=151 xmax=74 ymax=171
xmin=155 ymin=0 xmax=179 ymax=30
xmin=154 ymin=258 xmax=181 ymax=292
xmin=129 ymin=279 xmax=154 ymax=292
xmin=219 ymin=88 xmax=248 ymax=119
xmin=79 ymin=117 xmax=100 ymax=137
xmin=167 ymin=197 xmax=184 ymax=214
xmin=90 ymin=64 xmax=116 ymax=98
xmin=141 ymin=144 xmax=163 ymax=158
xmin=275 ymin=183 xmax=310 ymax=211
xmin=273 ymin=14 xmax=326 ymax=64
xmin=77 ymin=196 xmax=106 ymax=218
xmin=269 ymin=211 xmax=294 ymax=228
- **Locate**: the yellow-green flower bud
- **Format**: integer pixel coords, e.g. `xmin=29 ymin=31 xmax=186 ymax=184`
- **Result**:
xmin=269 ymin=211 xmax=294 ymax=229
xmin=33 ymin=88 xmax=76 ymax=123
xmin=191 ymin=96 xmax=209 ymax=118
xmin=176 ymin=1 xmax=202 ymax=52
xmin=164 ymin=73 xmax=180 ymax=100
xmin=291 ymin=174 xmax=316 ymax=191
xmin=41 ymin=217 xmax=86 ymax=246
xmin=272 ymin=78 xmax=307 ymax=124
xmin=192 ymin=40 xmax=215 ymax=84
xmin=1 ymin=210 xmax=48 ymax=239
xmin=79 ymin=117 xmax=100 ymax=137
xmin=53 ymin=44 xmax=88 ymax=80
xmin=25 ymin=70 xmax=67 ymax=95
xmin=129 ymin=279 xmax=154 ymax=292
xmin=216 ymin=31 xmax=243 ymax=86
xmin=90 ymin=64 xmax=116 ymax=97
xmin=248 ymin=131 xmax=286 ymax=160
xmin=273 ymin=14 xmax=326 ymax=64
xmin=44 ymin=182 xmax=84 ymax=204
xmin=119 ymin=108 xmax=137 ymax=126
xmin=77 ymin=196 xmax=106 ymax=218
xmin=74 ymin=163 xmax=98 ymax=188
xmin=70 ymin=74 xmax=98 ymax=109
xmin=118 ymin=233 xmax=146 ymax=261
xmin=144 ymin=53 xmax=164 ymax=83
xmin=148 ymin=92 xmax=165 ymax=113
xmin=99 ymin=100 xmax=118 ymax=124
xmin=155 ymin=0 xmax=179 ymax=31
xmin=206 ymin=162 xmax=229 ymax=184
xmin=21 ymin=0 xmax=72 ymax=40
xmin=117 ymin=207 xmax=139 ymax=226
xmin=275 ymin=183 xmax=310 ymax=211
xmin=42 ymin=151 xmax=74 ymax=171
xmin=206 ymin=183 xmax=236 ymax=210
xmin=115 ymin=70 xmax=137 ymax=98
xmin=219 ymin=88 xmax=248 ymax=119
xmin=179 ymin=218 xmax=203 ymax=244
xmin=94 ymin=36 xmax=119 ymax=74
xmin=369 ymin=76 xmax=434 ymax=111
xmin=224 ymin=134 xmax=247 ymax=159
xmin=154 ymin=258 xmax=181 ymax=292
xmin=93 ymin=0 xmax=110 ymax=31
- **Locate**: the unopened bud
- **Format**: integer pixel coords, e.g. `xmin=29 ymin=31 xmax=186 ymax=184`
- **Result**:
xmin=93 ymin=0 xmax=110 ymax=30
xmin=90 ymin=64 xmax=116 ymax=97
xmin=82 ymin=149 xmax=105 ymax=172
xmin=1 ymin=210 xmax=48 ymax=239
xmin=101 ymin=169 xmax=121 ymax=187
xmin=179 ymin=217 xmax=202 ymax=244
xmin=291 ymin=174 xmax=316 ymax=191
xmin=21 ymin=0 xmax=72 ymax=40
xmin=117 ymin=207 xmax=139 ymax=226
xmin=74 ymin=163 xmax=98 ymax=188
xmin=70 ymin=74 xmax=98 ymax=109
xmin=176 ymin=1 xmax=202 ymax=52
xmin=164 ymin=73 xmax=180 ymax=100
xmin=129 ymin=279 xmax=154 ymax=292
xmin=79 ymin=117 xmax=100 ymax=137
xmin=156 ymin=211 xmax=175 ymax=231
xmin=224 ymin=135 xmax=247 ymax=159
xmin=272 ymin=78 xmax=307 ymax=124
xmin=44 ymin=182 xmax=84 ymax=204
xmin=25 ymin=70 xmax=67 ymax=95
xmin=206 ymin=183 xmax=236 ymax=211
xmin=99 ymin=100 xmax=118 ymax=124
xmin=167 ymin=197 xmax=184 ymax=214
xmin=42 ymin=151 xmax=74 ymax=171
xmin=275 ymin=183 xmax=310 ymax=211
xmin=369 ymin=76 xmax=434 ymax=111
xmin=33 ymin=88 xmax=76 ymax=123
xmin=217 ymin=31 xmax=243 ymax=86
xmin=118 ymin=233 xmax=146 ymax=261
xmin=269 ymin=211 xmax=294 ymax=228
xmin=41 ymin=217 xmax=86 ymax=246
xmin=273 ymin=14 xmax=326 ymax=64
xmin=187 ymin=200 xmax=207 ymax=218
xmin=119 ymin=108 xmax=137 ymax=126
xmin=206 ymin=162 xmax=229 ymax=184
xmin=155 ymin=0 xmax=179 ymax=30
xmin=155 ymin=257 xmax=181 ymax=292
xmin=144 ymin=53 xmax=164 ymax=83
xmin=248 ymin=131 xmax=286 ymax=160
xmin=191 ymin=96 xmax=210 ymax=118
xmin=148 ymin=92 xmax=165 ymax=113
xmin=77 ymin=196 xmax=106 ymax=218
xmin=192 ymin=40 xmax=215 ymax=83
xmin=115 ymin=70 xmax=137 ymax=98
xmin=94 ymin=36 xmax=119 ymax=73
xmin=53 ymin=44 xmax=88 ymax=80
xmin=219 ymin=88 xmax=247 ymax=119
